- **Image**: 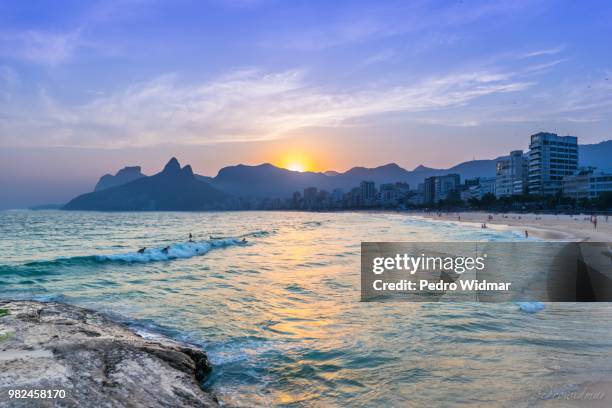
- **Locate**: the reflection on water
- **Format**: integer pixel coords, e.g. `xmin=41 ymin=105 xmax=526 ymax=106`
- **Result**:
xmin=1 ymin=210 xmax=612 ymax=406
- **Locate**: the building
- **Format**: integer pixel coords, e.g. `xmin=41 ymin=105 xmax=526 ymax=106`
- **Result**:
xmin=349 ymin=187 xmax=362 ymax=207
xmin=360 ymin=181 xmax=376 ymax=206
xmin=528 ymin=132 xmax=578 ymax=196
xmin=303 ymin=187 xmax=317 ymax=209
xmin=406 ymin=183 xmax=425 ymax=206
xmin=379 ymin=182 xmax=410 ymax=206
xmin=479 ymin=177 xmax=497 ymax=198
xmin=496 ymin=150 xmax=527 ymax=198
xmin=462 ymin=177 xmax=496 ymax=200
xmin=292 ymin=191 xmax=301 ymax=209
xmin=424 ymin=177 xmax=436 ymax=204
xmin=563 ymin=168 xmax=612 ymax=201
xmin=424 ymin=174 xmax=460 ymax=203
xmin=331 ymin=188 xmax=344 ymax=203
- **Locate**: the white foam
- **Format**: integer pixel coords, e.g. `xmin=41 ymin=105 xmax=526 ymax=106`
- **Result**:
xmin=95 ymin=238 xmax=244 ymax=263
xmin=517 ymin=301 xmax=545 ymax=313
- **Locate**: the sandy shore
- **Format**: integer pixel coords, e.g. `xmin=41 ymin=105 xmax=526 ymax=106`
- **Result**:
xmin=415 ymin=211 xmax=612 ymax=241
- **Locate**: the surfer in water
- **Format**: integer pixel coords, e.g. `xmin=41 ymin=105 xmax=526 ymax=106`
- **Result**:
xmin=241 ymin=237 xmax=247 ymax=244
xmin=137 ymin=247 xmax=146 ymax=254
xmin=161 ymin=246 xmax=170 ymax=254
xmin=189 ymin=233 xmax=193 ymax=242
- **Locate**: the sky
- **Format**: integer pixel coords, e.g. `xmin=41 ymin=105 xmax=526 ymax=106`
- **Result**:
xmin=1 ymin=0 xmax=611 ymax=208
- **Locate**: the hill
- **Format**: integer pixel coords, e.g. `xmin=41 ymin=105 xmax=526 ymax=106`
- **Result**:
xmin=64 ymin=158 xmax=231 ymax=211
xmin=94 ymin=166 xmax=146 ymax=191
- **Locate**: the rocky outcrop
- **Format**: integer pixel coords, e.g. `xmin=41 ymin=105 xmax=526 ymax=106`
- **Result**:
xmin=94 ymin=166 xmax=146 ymax=191
xmin=0 ymin=301 xmax=218 ymax=407
xmin=64 ymin=158 xmax=231 ymax=211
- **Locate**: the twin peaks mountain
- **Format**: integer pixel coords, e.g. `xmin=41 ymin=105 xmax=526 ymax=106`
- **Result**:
xmin=64 ymin=158 xmax=230 ymax=211
xmin=63 ymin=140 xmax=612 ymax=211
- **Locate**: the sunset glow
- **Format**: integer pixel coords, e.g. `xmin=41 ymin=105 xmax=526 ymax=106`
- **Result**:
xmin=277 ymin=153 xmax=316 ymax=173
xmin=287 ymin=162 xmax=306 ymax=172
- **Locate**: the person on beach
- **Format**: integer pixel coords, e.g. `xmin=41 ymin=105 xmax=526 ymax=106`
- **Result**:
xmin=524 ymin=230 xmax=529 ymax=238
xmin=137 ymin=247 xmax=146 ymax=254
xmin=594 ymin=217 xmax=598 ymax=229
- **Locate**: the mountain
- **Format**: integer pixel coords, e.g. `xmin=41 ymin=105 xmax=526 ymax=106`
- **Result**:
xmin=64 ymin=158 xmax=231 ymax=211
xmin=580 ymin=140 xmax=612 ymax=171
xmin=211 ymin=163 xmax=331 ymax=198
xmin=94 ymin=166 xmax=145 ymax=191
xmin=447 ymin=159 xmax=497 ymax=180
xmin=208 ymin=160 xmax=498 ymax=198
xmin=339 ymin=163 xmax=411 ymax=184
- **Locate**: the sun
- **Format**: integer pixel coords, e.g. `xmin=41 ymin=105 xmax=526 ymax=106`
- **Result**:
xmin=287 ymin=162 xmax=306 ymax=172
xmin=279 ymin=153 xmax=314 ymax=172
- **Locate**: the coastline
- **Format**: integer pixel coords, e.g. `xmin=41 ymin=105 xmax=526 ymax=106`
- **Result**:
xmin=412 ymin=211 xmax=612 ymax=242
xmin=0 ymin=300 xmax=219 ymax=407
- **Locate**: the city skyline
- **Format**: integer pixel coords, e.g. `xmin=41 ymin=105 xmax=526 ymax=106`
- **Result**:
xmin=1 ymin=0 xmax=612 ymax=208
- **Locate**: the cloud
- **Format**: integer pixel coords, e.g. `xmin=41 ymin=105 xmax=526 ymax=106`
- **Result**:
xmin=0 ymin=29 xmax=82 ymax=65
xmin=0 ymin=66 xmax=535 ymax=148
xmin=361 ymin=49 xmax=397 ymax=66
xmin=520 ymin=45 xmax=565 ymax=59
xmin=0 ymin=66 xmax=19 ymax=101
xmin=259 ymin=0 xmax=533 ymax=50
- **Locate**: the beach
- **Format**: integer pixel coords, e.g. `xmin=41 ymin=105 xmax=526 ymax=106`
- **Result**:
xmin=417 ymin=212 xmax=612 ymax=241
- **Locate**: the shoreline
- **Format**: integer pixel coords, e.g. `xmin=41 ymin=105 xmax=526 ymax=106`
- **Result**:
xmin=411 ymin=211 xmax=612 ymax=242
xmin=0 ymin=300 xmax=219 ymax=407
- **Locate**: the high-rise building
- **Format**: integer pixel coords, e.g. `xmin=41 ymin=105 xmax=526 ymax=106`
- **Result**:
xmin=424 ymin=174 xmax=460 ymax=203
xmin=360 ymin=181 xmax=376 ymax=205
xmin=496 ymin=150 xmax=527 ymax=198
xmin=379 ymin=182 xmax=410 ymax=205
xmin=528 ymin=132 xmax=578 ymax=195
xmin=424 ymin=177 xmax=436 ymax=204
xmin=303 ymin=187 xmax=317 ymax=208
xmin=462 ymin=177 xmax=496 ymax=201
xmin=331 ymin=188 xmax=344 ymax=203
xmin=292 ymin=191 xmax=301 ymax=208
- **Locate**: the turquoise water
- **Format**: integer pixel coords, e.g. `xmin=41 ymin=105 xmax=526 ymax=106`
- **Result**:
xmin=1 ymin=210 xmax=611 ymax=406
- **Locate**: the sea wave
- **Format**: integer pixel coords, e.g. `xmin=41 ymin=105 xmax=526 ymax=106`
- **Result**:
xmin=1 ymin=237 xmax=251 ymax=275
xmin=96 ymin=238 xmax=245 ymax=263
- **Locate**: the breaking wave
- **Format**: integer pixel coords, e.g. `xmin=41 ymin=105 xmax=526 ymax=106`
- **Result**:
xmin=1 ymin=237 xmax=252 ymax=276
xmin=96 ymin=238 xmax=245 ymax=263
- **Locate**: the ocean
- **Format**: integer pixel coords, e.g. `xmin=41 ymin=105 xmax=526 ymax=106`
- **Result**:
xmin=1 ymin=210 xmax=611 ymax=406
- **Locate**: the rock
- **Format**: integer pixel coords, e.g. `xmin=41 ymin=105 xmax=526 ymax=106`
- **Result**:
xmin=0 ymin=301 xmax=218 ymax=407
xmin=94 ymin=166 xmax=146 ymax=191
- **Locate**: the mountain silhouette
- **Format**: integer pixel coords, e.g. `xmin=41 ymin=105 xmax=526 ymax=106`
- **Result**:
xmin=209 ymin=160 xmax=498 ymax=198
xmin=94 ymin=166 xmax=145 ymax=191
xmin=580 ymin=140 xmax=612 ymax=171
xmin=64 ymin=158 xmax=230 ymax=211
xmin=212 ymin=163 xmax=331 ymax=198
xmin=69 ymin=139 xmax=612 ymax=208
